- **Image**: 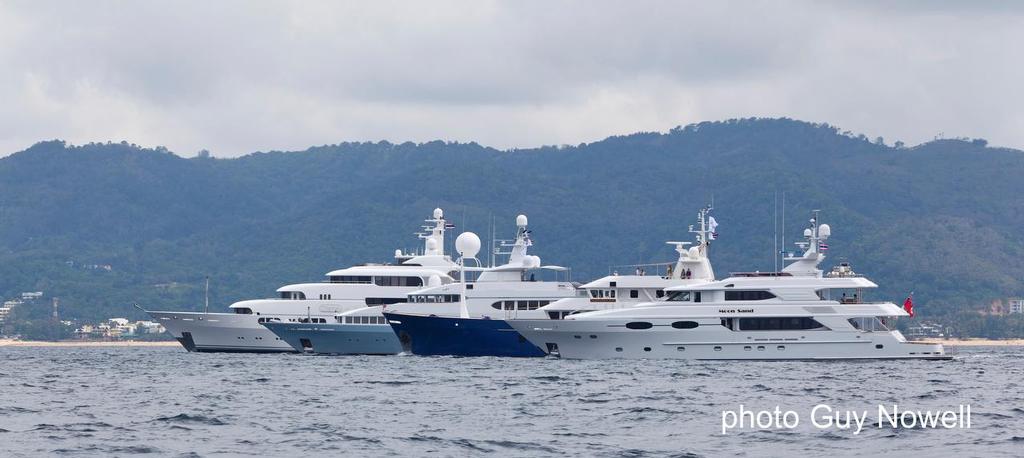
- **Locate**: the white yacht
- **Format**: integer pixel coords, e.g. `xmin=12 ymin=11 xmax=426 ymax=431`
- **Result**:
xmin=537 ymin=207 xmax=717 ymax=321
xmin=509 ymin=212 xmax=951 ymax=360
xmin=382 ymin=215 xmax=579 ymax=357
xmin=146 ymin=208 xmax=458 ymax=352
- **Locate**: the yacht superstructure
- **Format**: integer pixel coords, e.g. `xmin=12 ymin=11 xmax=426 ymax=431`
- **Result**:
xmin=509 ymin=212 xmax=951 ymax=360
xmin=383 ymin=215 xmax=578 ymax=357
xmin=537 ymin=206 xmax=718 ymax=321
xmin=146 ymin=208 xmax=458 ymax=352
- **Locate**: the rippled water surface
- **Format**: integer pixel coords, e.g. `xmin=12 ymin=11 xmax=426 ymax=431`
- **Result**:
xmin=0 ymin=346 xmax=1022 ymax=457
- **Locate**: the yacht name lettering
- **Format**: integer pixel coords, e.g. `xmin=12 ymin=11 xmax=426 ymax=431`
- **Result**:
xmin=717 ymin=309 xmax=753 ymax=314
xmin=721 ymin=404 xmax=972 ymax=435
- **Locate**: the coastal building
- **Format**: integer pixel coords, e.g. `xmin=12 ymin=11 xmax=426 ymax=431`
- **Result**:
xmin=1010 ymin=298 xmax=1024 ymax=315
xmin=20 ymin=291 xmax=43 ymax=301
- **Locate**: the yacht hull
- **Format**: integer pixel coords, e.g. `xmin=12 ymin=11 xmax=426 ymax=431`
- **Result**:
xmin=508 ymin=319 xmax=952 ymax=360
xmin=262 ymin=322 xmax=401 ymax=355
xmin=383 ymin=313 xmax=546 ymax=357
xmin=146 ymin=311 xmax=296 ymax=353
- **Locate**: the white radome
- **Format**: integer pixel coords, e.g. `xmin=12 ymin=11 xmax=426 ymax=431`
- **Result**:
xmin=455 ymin=232 xmax=481 ymax=258
xmin=433 ymin=208 xmax=444 ymax=219
xmin=516 ymin=214 xmax=528 ymax=227
xmin=818 ymin=224 xmax=831 ymax=239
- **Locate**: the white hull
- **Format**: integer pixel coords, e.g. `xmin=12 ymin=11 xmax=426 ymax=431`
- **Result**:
xmin=508 ymin=318 xmax=951 ymax=360
xmin=147 ymin=311 xmax=295 ymax=352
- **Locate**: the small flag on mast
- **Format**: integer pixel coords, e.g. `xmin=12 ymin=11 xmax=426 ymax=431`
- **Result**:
xmin=903 ymin=293 xmax=914 ymax=317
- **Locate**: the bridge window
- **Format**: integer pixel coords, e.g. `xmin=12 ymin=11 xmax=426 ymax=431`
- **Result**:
xmin=329 ymin=275 xmax=371 ymax=284
xmin=737 ymin=317 xmax=825 ymax=331
xmin=666 ymin=291 xmax=691 ymax=302
xmin=234 ymin=307 xmax=253 ymax=314
xmin=374 ymin=276 xmax=424 ymax=287
xmin=410 ymin=294 xmax=460 ymax=303
xmin=724 ymin=290 xmax=777 ymax=301
xmin=279 ymin=291 xmax=306 ymax=300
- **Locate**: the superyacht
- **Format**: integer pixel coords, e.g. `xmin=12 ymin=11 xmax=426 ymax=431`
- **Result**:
xmin=509 ymin=212 xmax=951 ymax=360
xmin=145 ymin=208 xmax=458 ymax=352
xmin=383 ymin=215 xmax=578 ymax=357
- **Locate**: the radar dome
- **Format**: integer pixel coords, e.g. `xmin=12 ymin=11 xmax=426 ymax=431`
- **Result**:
xmin=516 ymin=214 xmax=528 ymax=227
xmin=803 ymin=228 xmax=813 ymax=238
xmin=426 ymin=239 xmax=438 ymax=251
xmin=433 ymin=208 xmax=444 ymax=219
xmin=455 ymin=232 xmax=481 ymax=258
xmin=394 ymin=249 xmax=402 ymax=257
xmin=427 ymin=275 xmax=443 ymax=287
xmin=688 ymin=246 xmax=700 ymax=258
xmin=818 ymin=224 xmax=831 ymax=239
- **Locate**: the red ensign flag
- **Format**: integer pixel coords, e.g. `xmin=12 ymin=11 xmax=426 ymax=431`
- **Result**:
xmin=903 ymin=294 xmax=914 ymax=317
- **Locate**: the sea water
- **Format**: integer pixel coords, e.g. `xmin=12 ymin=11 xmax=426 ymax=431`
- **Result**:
xmin=0 ymin=346 xmax=1021 ymax=457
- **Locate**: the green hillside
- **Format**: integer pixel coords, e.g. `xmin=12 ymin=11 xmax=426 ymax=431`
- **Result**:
xmin=1 ymin=118 xmax=1022 ymax=337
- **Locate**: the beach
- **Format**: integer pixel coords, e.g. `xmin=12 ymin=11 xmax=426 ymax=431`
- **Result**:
xmin=915 ymin=338 xmax=1024 ymax=347
xmin=0 ymin=339 xmax=179 ymax=347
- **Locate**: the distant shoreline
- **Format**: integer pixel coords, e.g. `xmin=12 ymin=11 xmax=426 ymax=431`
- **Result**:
xmin=0 ymin=339 xmax=180 ymax=347
xmin=914 ymin=338 xmax=1024 ymax=346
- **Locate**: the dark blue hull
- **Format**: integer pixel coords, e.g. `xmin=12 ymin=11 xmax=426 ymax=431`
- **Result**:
xmin=383 ymin=313 xmax=546 ymax=357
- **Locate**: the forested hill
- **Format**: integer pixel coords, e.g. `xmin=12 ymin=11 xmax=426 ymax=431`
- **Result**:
xmin=1 ymin=118 xmax=1022 ymax=334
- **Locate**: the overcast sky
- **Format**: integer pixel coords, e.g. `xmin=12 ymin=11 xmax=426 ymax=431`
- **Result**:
xmin=1 ymin=1 xmax=1021 ymax=156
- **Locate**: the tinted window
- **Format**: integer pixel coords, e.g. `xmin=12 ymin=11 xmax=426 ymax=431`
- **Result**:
xmin=737 ymin=317 xmax=824 ymax=331
xmin=725 ymin=290 xmax=777 ymax=301
xmin=666 ymin=291 xmax=691 ymax=301
xmin=671 ymin=321 xmax=699 ymax=329
xmin=630 ymin=290 xmax=639 ymax=298
xmin=329 ymin=275 xmax=371 ymax=284
xmin=625 ymin=322 xmax=653 ymax=330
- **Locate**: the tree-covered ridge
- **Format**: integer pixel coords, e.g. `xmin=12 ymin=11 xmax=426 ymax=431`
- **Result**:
xmin=1 ymin=118 xmax=1022 ymax=337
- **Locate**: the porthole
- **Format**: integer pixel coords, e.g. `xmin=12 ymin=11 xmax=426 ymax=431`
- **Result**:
xmin=615 ymin=347 xmax=623 ymax=352
xmin=714 ymin=346 xmax=722 ymax=351
xmin=574 ymin=335 xmax=582 ymax=339
xmin=757 ymin=346 xmax=765 ymax=351
xmin=589 ymin=335 xmax=597 ymax=339
xmin=625 ymin=322 xmax=653 ymax=330
xmin=744 ymin=346 xmax=752 ymax=351
xmin=777 ymin=345 xmax=785 ymax=351
xmin=671 ymin=321 xmax=699 ymax=329
xmin=676 ymin=346 xmax=686 ymax=351
xmin=643 ymin=347 xmax=651 ymax=352
xmin=875 ymin=344 xmax=884 ymax=349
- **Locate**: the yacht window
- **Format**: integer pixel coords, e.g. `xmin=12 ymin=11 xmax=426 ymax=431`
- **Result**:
xmin=671 ymin=321 xmax=699 ymax=329
xmin=737 ymin=317 xmax=825 ymax=331
xmin=366 ymin=297 xmax=408 ymax=306
xmin=848 ymin=317 xmax=890 ymax=332
xmin=609 ymin=290 xmax=616 ymax=298
xmin=517 ymin=301 xmax=528 ymax=311
xmin=528 ymin=300 xmax=540 ymax=310
xmin=373 ymin=276 xmax=423 ymax=287
xmin=329 ymin=275 xmax=371 ymax=284
xmin=591 ymin=290 xmax=602 ymax=299
xmin=279 ymin=291 xmax=306 ymax=300
xmin=666 ymin=291 xmax=691 ymax=302
xmin=724 ymin=291 xmax=777 ymax=301
xmin=656 ymin=290 xmax=665 ymax=298
xmin=630 ymin=290 xmax=639 ymax=299
xmin=504 ymin=300 xmax=514 ymax=310
xmin=625 ymin=322 xmax=653 ymax=330
xmin=234 ymin=307 xmax=253 ymax=314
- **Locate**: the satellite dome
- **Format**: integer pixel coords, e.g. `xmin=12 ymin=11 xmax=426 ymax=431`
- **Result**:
xmin=688 ymin=246 xmax=700 ymax=258
xmin=516 ymin=214 xmax=528 ymax=227
xmin=426 ymin=239 xmax=438 ymax=251
xmin=818 ymin=224 xmax=831 ymax=239
xmin=394 ymin=249 xmax=402 ymax=257
xmin=455 ymin=232 xmax=481 ymax=258
xmin=427 ymin=275 xmax=443 ymax=287
xmin=433 ymin=208 xmax=444 ymax=219
xmin=803 ymin=228 xmax=813 ymax=238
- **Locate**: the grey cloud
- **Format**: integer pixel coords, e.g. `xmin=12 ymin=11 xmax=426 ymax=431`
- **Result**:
xmin=0 ymin=0 xmax=1021 ymax=156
